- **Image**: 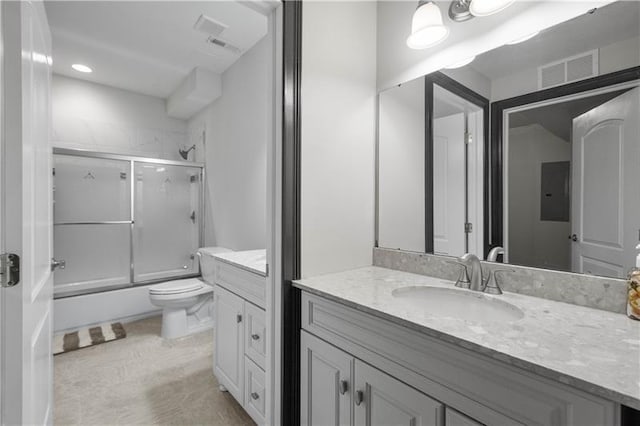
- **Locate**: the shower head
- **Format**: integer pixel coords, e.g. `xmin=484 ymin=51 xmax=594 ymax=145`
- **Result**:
xmin=179 ymin=144 xmax=196 ymax=160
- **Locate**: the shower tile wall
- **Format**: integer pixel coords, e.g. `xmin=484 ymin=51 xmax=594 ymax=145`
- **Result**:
xmin=52 ymin=74 xmax=189 ymax=161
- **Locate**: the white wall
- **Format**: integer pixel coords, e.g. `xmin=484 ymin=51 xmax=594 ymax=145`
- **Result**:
xmin=301 ymin=1 xmax=377 ymax=277
xmin=508 ymin=124 xmax=571 ymax=270
xmin=441 ymin=66 xmax=491 ymax=100
xmin=378 ymin=77 xmax=424 ymax=252
xmin=491 ymin=36 xmax=640 ymax=101
xmin=188 ymin=35 xmax=271 ymax=251
xmin=52 ymin=75 xmax=188 ymax=160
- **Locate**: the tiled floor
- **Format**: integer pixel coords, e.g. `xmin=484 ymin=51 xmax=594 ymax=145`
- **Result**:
xmin=54 ymin=316 xmax=255 ymax=425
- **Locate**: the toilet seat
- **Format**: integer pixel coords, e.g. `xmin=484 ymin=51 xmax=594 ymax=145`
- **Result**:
xmin=149 ymin=280 xmax=205 ymax=295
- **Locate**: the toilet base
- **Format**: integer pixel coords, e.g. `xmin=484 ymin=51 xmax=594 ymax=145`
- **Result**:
xmin=159 ymin=295 xmax=214 ymax=339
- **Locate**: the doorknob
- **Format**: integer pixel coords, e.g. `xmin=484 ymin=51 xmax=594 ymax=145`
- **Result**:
xmin=568 ymin=234 xmax=578 ymax=242
xmin=51 ymin=258 xmax=66 ymax=271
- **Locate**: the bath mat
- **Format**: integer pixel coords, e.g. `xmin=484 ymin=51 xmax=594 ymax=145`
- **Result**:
xmin=53 ymin=322 xmax=126 ymax=355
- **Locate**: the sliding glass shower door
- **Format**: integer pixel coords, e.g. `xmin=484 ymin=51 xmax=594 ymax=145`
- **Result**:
xmin=133 ymin=163 xmax=201 ymax=282
xmin=52 ymin=149 xmax=203 ymax=297
xmin=53 ymin=155 xmax=132 ymax=296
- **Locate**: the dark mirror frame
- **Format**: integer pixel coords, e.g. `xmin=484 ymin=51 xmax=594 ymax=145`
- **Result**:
xmin=488 ymin=66 xmax=640 ymax=256
xmin=424 ymin=72 xmax=490 ymax=256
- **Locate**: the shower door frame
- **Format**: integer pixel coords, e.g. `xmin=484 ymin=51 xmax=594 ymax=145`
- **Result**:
xmin=53 ymin=147 xmax=205 ymax=298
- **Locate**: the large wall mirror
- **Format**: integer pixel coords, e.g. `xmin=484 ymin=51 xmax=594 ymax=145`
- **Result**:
xmin=376 ymin=0 xmax=640 ymax=280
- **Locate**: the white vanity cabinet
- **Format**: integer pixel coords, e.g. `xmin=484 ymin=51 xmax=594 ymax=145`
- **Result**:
xmin=302 ymin=331 xmax=444 ymax=426
xmin=211 ymin=258 xmax=267 ymax=425
xmin=300 ymin=291 xmax=619 ymax=426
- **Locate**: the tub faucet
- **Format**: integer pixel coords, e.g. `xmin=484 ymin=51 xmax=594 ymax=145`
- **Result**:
xmin=459 ymin=253 xmax=484 ymax=291
xmin=487 ymin=246 xmax=505 ymax=262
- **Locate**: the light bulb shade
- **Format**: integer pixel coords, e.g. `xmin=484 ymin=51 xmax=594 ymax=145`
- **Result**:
xmin=469 ymin=0 xmax=515 ymax=17
xmin=406 ymin=1 xmax=449 ymax=50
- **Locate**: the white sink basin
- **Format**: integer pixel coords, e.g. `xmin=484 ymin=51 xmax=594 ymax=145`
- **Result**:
xmin=391 ymin=286 xmax=524 ymax=323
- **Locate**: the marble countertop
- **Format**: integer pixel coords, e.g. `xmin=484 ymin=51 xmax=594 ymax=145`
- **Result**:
xmin=293 ymin=266 xmax=640 ymax=409
xmin=210 ymin=249 xmax=267 ymax=276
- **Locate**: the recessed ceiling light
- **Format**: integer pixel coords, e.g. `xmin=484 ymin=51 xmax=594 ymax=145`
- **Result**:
xmin=445 ymin=56 xmax=476 ymax=69
xmin=469 ymin=0 xmax=515 ymax=17
xmin=507 ymin=31 xmax=540 ymax=45
xmin=71 ymin=64 xmax=92 ymax=73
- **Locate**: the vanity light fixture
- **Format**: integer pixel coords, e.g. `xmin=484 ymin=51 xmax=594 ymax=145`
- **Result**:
xmin=449 ymin=0 xmax=474 ymax=22
xmin=469 ymin=0 xmax=516 ymax=17
xmin=406 ymin=1 xmax=450 ymax=50
xmin=445 ymin=56 xmax=476 ymax=69
xmin=71 ymin=63 xmax=93 ymax=73
xmin=506 ymin=31 xmax=540 ymax=45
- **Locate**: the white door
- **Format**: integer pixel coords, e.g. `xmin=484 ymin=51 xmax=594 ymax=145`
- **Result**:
xmin=571 ymin=87 xmax=640 ymax=278
xmin=300 ymin=331 xmax=353 ymax=426
xmin=213 ymin=284 xmax=245 ymax=403
xmin=1 ymin=1 xmax=54 ymax=425
xmin=354 ymin=360 xmax=443 ymax=426
xmin=433 ymin=113 xmax=466 ymax=256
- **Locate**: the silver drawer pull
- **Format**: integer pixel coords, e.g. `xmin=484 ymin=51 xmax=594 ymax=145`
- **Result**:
xmin=339 ymin=380 xmax=348 ymax=395
xmin=355 ymin=390 xmax=364 ymax=406
xmin=251 ymin=333 xmax=260 ymax=341
xmin=251 ymin=392 xmax=260 ymax=400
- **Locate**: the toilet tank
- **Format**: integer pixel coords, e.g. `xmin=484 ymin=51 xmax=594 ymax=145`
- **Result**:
xmin=198 ymin=247 xmax=233 ymax=285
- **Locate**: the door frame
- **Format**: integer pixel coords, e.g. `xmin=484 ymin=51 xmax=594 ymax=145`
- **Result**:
xmin=489 ymin=66 xmax=640 ymax=256
xmin=0 ymin=0 xmax=3 ymax=416
xmin=281 ymin=0 xmax=302 ymax=424
xmin=424 ymin=72 xmax=490 ymax=256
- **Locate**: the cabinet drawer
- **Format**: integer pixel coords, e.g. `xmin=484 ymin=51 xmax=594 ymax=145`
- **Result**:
xmin=302 ymin=292 xmax=617 ymax=426
xmin=244 ymin=302 xmax=266 ymax=369
xmin=215 ymin=260 xmax=266 ymax=309
xmin=244 ymin=356 xmax=266 ymax=425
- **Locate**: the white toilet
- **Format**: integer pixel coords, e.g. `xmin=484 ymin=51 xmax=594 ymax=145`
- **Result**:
xmin=149 ymin=247 xmax=233 ymax=339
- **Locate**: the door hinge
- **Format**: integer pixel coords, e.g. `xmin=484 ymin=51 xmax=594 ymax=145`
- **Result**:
xmin=465 ymin=222 xmax=473 ymax=234
xmin=465 ymin=132 xmax=473 ymax=144
xmin=0 ymin=253 xmax=20 ymax=287
xmin=265 ymin=263 xmax=269 ymax=277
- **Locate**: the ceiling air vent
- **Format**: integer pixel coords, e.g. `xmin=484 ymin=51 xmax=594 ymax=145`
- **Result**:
xmin=194 ymin=14 xmax=227 ymax=38
xmin=538 ymin=50 xmax=599 ymax=90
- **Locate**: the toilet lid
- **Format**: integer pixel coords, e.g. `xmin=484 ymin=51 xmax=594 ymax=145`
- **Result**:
xmin=149 ymin=280 xmax=204 ymax=295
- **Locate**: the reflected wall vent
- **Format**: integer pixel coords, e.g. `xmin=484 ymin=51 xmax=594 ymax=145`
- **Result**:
xmin=538 ymin=50 xmax=598 ymax=90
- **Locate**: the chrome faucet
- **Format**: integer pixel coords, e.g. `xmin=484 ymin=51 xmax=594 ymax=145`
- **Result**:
xmin=486 ymin=246 xmax=505 ymax=262
xmin=459 ymin=253 xmax=484 ymax=291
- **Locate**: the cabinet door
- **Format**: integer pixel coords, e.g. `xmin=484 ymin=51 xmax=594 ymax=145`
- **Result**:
xmin=445 ymin=407 xmax=483 ymax=426
xmin=301 ymin=331 xmax=354 ymax=426
xmin=213 ymin=285 xmax=244 ymax=403
xmin=354 ymin=360 xmax=444 ymax=426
